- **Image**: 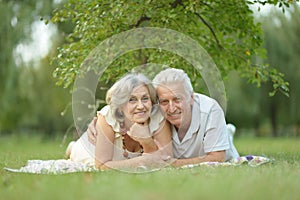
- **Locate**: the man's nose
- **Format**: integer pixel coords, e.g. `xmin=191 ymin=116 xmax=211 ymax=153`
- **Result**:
xmin=168 ymin=101 xmax=176 ymax=112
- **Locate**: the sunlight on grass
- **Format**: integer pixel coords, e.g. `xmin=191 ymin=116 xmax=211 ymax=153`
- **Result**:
xmin=1 ymin=134 xmax=299 ymax=200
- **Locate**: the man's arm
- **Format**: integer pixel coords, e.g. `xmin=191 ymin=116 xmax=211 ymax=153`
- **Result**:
xmin=171 ymin=150 xmax=226 ymax=168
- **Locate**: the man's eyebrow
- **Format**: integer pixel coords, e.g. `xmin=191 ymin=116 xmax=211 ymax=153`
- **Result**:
xmin=158 ymin=98 xmax=168 ymax=101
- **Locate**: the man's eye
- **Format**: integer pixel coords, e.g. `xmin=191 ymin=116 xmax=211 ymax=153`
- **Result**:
xmin=159 ymin=100 xmax=169 ymax=105
xmin=174 ymin=97 xmax=182 ymax=103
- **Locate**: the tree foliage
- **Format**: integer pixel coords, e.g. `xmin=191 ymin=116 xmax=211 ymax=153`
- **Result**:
xmin=261 ymin=4 xmax=300 ymax=136
xmin=0 ymin=0 xmax=72 ymax=134
xmin=0 ymin=0 xmax=40 ymax=131
xmin=51 ymin=0 xmax=297 ymax=96
xmin=225 ymin=3 xmax=300 ymax=137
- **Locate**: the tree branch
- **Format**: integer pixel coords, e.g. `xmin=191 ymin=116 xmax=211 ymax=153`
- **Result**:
xmin=194 ymin=12 xmax=223 ymax=50
xmin=170 ymin=0 xmax=222 ymax=50
xmin=130 ymin=16 xmax=151 ymax=28
xmin=170 ymin=0 xmax=183 ymax=8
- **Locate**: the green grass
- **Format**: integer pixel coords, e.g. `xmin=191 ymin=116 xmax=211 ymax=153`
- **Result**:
xmin=1 ymin=134 xmax=300 ymax=200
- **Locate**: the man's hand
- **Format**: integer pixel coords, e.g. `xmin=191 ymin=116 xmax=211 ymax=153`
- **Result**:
xmin=87 ymin=117 xmax=98 ymax=145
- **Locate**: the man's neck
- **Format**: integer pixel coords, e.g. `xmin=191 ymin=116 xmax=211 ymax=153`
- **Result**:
xmin=177 ymin=107 xmax=193 ymax=142
xmin=175 ymin=121 xmax=191 ymax=142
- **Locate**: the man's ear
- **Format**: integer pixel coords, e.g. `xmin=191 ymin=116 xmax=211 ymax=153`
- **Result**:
xmin=190 ymin=94 xmax=194 ymax=106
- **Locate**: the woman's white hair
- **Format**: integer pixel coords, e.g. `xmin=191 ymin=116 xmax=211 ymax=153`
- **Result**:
xmin=106 ymin=73 xmax=157 ymax=122
xmin=153 ymin=68 xmax=194 ymax=95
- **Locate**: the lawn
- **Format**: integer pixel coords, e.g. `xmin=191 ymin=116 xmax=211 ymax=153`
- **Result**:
xmin=1 ymin=134 xmax=299 ymax=200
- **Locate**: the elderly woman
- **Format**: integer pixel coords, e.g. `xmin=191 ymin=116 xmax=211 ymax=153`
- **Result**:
xmin=66 ymin=73 xmax=172 ymax=170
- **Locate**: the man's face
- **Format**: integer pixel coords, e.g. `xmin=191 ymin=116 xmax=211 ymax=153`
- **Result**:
xmin=156 ymin=82 xmax=193 ymax=129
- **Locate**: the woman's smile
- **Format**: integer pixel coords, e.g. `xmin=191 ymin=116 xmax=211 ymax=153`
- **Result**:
xmin=122 ymin=85 xmax=152 ymax=124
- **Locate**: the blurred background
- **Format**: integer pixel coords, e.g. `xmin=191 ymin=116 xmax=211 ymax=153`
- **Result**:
xmin=0 ymin=0 xmax=299 ymax=139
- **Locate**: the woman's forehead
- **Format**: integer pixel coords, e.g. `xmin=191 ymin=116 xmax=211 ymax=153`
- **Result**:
xmin=131 ymin=85 xmax=149 ymax=94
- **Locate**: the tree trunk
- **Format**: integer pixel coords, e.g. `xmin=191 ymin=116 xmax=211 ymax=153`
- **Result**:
xmin=270 ymin=102 xmax=278 ymax=137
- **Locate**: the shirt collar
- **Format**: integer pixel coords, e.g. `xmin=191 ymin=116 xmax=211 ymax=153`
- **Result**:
xmin=184 ymin=96 xmax=201 ymax=138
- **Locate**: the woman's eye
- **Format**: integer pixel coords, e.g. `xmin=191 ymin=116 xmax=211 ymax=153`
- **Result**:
xmin=141 ymin=96 xmax=150 ymax=102
xmin=129 ymin=97 xmax=137 ymax=103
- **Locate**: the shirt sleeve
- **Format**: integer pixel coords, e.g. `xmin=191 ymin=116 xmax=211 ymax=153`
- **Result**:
xmin=97 ymin=105 xmax=121 ymax=133
xmin=203 ymin=101 xmax=229 ymax=153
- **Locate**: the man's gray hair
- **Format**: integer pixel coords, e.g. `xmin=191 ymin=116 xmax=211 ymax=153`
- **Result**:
xmin=106 ymin=73 xmax=157 ymax=122
xmin=153 ymin=68 xmax=194 ymax=95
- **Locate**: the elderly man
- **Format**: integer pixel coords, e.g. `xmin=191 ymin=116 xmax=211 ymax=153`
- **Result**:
xmin=87 ymin=68 xmax=239 ymax=167
xmin=152 ymin=68 xmax=239 ymax=167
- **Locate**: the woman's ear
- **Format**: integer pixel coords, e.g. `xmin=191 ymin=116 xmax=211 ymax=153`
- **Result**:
xmin=115 ymin=109 xmax=124 ymax=122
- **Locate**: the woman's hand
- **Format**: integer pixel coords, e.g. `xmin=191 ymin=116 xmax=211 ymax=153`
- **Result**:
xmin=127 ymin=123 xmax=158 ymax=153
xmin=127 ymin=123 xmax=151 ymax=141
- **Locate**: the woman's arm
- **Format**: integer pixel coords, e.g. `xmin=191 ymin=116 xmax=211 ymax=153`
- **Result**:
xmin=94 ymin=115 xmax=161 ymax=170
xmin=127 ymin=122 xmax=158 ymax=153
xmin=94 ymin=115 xmax=115 ymax=169
xmin=95 ymin=115 xmax=173 ymax=171
xmin=127 ymin=121 xmax=173 ymax=155
xmin=152 ymin=121 xmax=173 ymax=157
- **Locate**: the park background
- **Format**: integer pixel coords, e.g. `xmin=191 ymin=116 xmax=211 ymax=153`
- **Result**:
xmin=1 ymin=0 xmax=299 ymax=138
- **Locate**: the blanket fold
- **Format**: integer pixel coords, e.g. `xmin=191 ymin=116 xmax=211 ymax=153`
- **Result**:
xmin=180 ymin=155 xmax=273 ymax=169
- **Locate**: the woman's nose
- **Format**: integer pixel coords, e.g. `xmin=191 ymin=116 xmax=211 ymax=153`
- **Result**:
xmin=136 ymin=100 xmax=145 ymax=109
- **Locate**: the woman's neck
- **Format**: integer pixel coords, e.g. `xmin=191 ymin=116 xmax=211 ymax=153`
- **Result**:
xmin=122 ymin=118 xmax=132 ymax=129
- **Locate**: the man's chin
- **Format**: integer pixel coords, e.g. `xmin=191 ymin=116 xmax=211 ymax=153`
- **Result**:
xmin=167 ymin=118 xmax=181 ymax=127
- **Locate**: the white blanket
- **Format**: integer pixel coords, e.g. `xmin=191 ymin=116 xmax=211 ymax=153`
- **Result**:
xmin=4 ymin=155 xmax=272 ymax=174
xmin=4 ymin=159 xmax=96 ymax=174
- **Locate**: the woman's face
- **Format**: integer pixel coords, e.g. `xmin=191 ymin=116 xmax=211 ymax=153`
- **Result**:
xmin=122 ymin=85 xmax=152 ymax=124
